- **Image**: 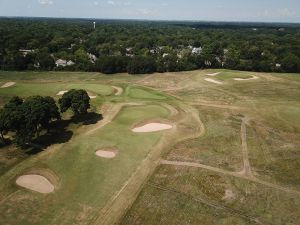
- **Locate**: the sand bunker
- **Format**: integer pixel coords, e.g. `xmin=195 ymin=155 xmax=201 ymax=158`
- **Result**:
xmin=204 ymin=78 xmax=223 ymax=84
xmin=57 ymin=90 xmax=96 ymax=98
xmin=233 ymin=76 xmax=259 ymax=81
xmin=112 ymin=86 xmax=123 ymax=96
xmin=56 ymin=90 xmax=69 ymax=96
xmin=16 ymin=175 xmax=54 ymax=194
xmin=132 ymin=123 xmax=172 ymax=133
xmin=1 ymin=82 xmax=16 ymax=88
xmin=206 ymin=72 xmax=221 ymax=76
xmin=89 ymin=95 xmax=97 ymax=99
xmin=95 ymin=150 xmax=117 ymax=158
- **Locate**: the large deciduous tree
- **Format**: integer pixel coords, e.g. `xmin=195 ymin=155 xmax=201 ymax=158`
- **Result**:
xmin=0 ymin=96 xmax=60 ymax=146
xmin=58 ymin=89 xmax=90 ymax=115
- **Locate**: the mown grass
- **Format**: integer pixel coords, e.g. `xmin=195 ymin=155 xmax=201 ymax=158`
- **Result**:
xmin=127 ymin=87 xmax=167 ymax=100
xmin=1 ymin=69 xmax=300 ymax=225
xmin=0 ymin=104 xmax=170 ymax=225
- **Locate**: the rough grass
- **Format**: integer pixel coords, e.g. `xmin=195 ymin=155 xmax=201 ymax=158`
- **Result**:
xmin=215 ymin=70 xmax=254 ymax=81
xmin=1 ymin=69 xmax=300 ymax=225
xmin=167 ymin=106 xmax=243 ymax=171
xmin=123 ymin=165 xmax=300 ymax=225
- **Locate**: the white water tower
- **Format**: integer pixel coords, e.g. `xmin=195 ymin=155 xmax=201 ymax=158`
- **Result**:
xmin=93 ymin=21 xmax=96 ymax=30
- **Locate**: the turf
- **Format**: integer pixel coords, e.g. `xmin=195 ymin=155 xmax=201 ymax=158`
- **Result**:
xmin=0 ymin=69 xmax=300 ymax=225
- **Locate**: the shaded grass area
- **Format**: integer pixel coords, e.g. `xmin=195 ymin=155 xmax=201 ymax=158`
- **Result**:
xmin=167 ymin=106 xmax=243 ymax=172
xmin=122 ymin=165 xmax=300 ymax=225
xmin=0 ymin=104 xmax=170 ymax=225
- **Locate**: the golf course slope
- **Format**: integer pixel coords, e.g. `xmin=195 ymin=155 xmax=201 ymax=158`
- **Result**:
xmin=0 ymin=69 xmax=299 ymax=225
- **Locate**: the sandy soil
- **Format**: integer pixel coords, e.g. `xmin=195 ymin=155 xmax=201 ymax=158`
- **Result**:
xmin=234 ymin=76 xmax=259 ymax=81
xmin=222 ymin=189 xmax=235 ymax=200
xmin=204 ymin=78 xmax=223 ymax=84
xmin=1 ymin=82 xmax=16 ymax=88
xmin=132 ymin=123 xmax=172 ymax=133
xmin=112 ymin=86 xmax=123 ymax=96
xmin=57 ymin=90 xmax=96 ymax=98
xmin=16 ymin=175 xmax=54 ymax=194
xmin=56 ymin=90 xmax=69 ymax=96
xmin=206 ymin=72 xmax=221 ymax=76
xmin=95 ymin=150 xmax=117 ymax=158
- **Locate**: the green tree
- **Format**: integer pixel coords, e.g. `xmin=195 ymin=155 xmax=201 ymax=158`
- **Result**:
xmin=15 ymin=96 xmax=61 ymax=145
xmin=59 ymin=89 xmax=90 ymax=115
xmin=127 ymin=56 xmax=156 ymax=74
xmin=281 ymin=53 xmax=300 ymax=72
xmin=0 ymin=108 xmax=11 ymax=143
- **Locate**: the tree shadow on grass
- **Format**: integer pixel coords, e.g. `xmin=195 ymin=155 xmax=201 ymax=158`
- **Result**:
xmin=71 ymin=112 xmax=103 ymax=125
xmin=26 ymin=119 xmax=73 ymax=155
xmin=26 ymin=112 xmax=103 ymax=155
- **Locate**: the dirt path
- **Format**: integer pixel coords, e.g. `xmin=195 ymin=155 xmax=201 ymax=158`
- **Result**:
xmin=160 ymin=160 xmax=300 ymax=195
xmin=239 ymin=117 xmax=253 ymax=178
xmin=160 ymin=115 xmax=300 ymax=195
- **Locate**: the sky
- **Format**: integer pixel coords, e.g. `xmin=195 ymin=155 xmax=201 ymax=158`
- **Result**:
xmin=0 ymin=0 xmax=300 ymax=23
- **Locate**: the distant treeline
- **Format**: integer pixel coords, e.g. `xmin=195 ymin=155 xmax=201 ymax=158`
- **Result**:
xmin=0 ymin=18 xmax=300 ymax=74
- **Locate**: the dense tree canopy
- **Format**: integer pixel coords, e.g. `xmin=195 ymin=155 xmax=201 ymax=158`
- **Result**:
xmin=59 ymin=89 xmax=90 ymax=115
xmin=1 ymin=18 xmax=300 ymax=73
xmin=0 ymin=96 xmax=60 ymax=146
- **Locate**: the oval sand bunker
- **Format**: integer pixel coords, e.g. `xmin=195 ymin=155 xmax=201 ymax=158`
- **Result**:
xmin=132 ymin=123 xmax=172 ymax=133
xmin=16 ymin=175 xmax=54 ymax=194
xmin=95 ymin=150 xmax=117 ymax=159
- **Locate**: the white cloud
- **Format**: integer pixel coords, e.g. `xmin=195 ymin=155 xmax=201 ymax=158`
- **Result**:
xmin=94 ymin=1 xmax=99 ymax=6
xmin=137 ymin=8 xmax=154 ymax=15
xmin=38 ymin=0 xmax=54 ymax=5
xmin=278 ymin=8 xmax=295 ymax=17
xmin=123 ymin=2 xmax=132 ymax=6
xmin=107 ymin=0 xmax=116 ymax=6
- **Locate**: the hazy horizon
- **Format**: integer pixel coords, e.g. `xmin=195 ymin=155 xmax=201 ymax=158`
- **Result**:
xmin=0 ymin=0 xmax=300 ymax=23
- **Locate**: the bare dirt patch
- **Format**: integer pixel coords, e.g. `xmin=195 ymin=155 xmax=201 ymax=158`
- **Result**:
xmin=1 ymin=82 xmax=16 ymax=88
xmin=112 ymin=86 xmax=123 ymax=96
xmin=233 ymin=76 xmax=259 ymax=81
xmin=16 ymin=175 xmax=55 ymax=194
xmin=95 ymin=149 xmax=118 ymax=159
xmin=204 ymin=78 xmax=223 ymax=84
xmin=222 ymin=189 xmax=235 ymax=201
xmin=132 ymin=123 xmax=172 ymax=133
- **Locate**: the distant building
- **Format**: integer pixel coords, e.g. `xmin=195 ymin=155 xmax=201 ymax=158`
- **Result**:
xmin=19 ymin=49 xmax=34 ymax=56
xmin=87 ymin=53 xmax=97 ymax=63
xmin=276 ymin=63 xmax=281 ymax=68
xmin=192 ymin=47 xmax=202 ymax=54
xmin=55 ymin=59 xmax=75 ymax=67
